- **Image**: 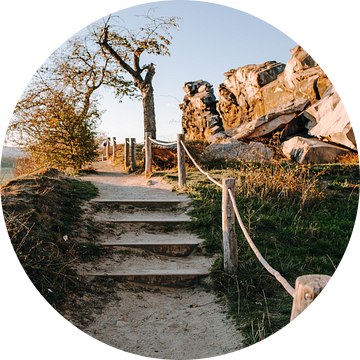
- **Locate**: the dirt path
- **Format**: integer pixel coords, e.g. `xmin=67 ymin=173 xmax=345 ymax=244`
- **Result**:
xmin=71 ymin=161 xmax=243 ymax=359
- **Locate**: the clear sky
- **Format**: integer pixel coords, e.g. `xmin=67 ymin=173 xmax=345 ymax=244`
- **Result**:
xmin=70 ymin=1 xmax=298 ymax=142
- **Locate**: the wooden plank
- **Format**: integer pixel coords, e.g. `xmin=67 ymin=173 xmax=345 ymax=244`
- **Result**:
xmin=222 ymin=178 xmax=238 ymax=274
xmin=131 ymin=138 xmax=136 ymax=170
xmin=102 ymin=218 xmax=189 ymax=224
xmin=145 ymin=132 xmax=152 ymax=177
xmin=124 ymin=138 xmax=130 ymax=168
xmin=177 ymin=134 xmax=186 ymax=188
xmin=112 ymin=137 xmax=116 ymax=162
xmin=106 ymin=137 xmax=111 ymax=160
xmin=290 ymin=274 xmax=331 ymax=321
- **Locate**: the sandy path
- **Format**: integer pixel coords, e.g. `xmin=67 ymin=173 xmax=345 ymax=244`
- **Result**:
xmin=75 ymin=161 xmax=243 ymax=359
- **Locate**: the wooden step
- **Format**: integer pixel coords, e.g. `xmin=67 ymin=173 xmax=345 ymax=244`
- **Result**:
xmin=101 ymin=233 xmax=201 ymax=256
xmin=84 ymin=270 xmax=209 ymax=287
xmin=79 ymin=255 xmax=213 ymax=287
xmin=102 ymin=242 xmax=197 ymax=257
xmin=93 ymin=212 xmax=190 ymax=225
xmin=90 ymin=199 xmax=184 ymax=208
xmin=103 ymin=218 xmax=189 ymax=225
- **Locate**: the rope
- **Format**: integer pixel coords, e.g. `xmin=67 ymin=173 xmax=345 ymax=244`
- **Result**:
xmin=135 ymin=140 xmax=145 ymax=145
xmin=139 ymin=133 xmax=295 ymax=297
xmin=227 ymin=189 xmax=295 ymax=298
xmin=180 ymin=140 xmax=223 ymax=188
xmin=149 ymin=138 xmax=177 ymax=146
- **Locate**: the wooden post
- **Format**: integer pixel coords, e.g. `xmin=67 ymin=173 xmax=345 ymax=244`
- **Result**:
xmin=106 ymin=137 xmax=110 ymax=160
xmin=290 ymin=274 xmax=331 ymax=321
xmin=130 ymin=138 xmax=136 ymax=171
xmin=222 ymin=178 xmax=238 ymax=274
xmin=112 ymin=137 xmax=116 ymax=162
xmin=177 ymin=134 xmax=186 ymax=188
xmin=145 ymin=132 xmax=152 ymax=177
xmin=124 ymin=138 xmax=130 ymax=169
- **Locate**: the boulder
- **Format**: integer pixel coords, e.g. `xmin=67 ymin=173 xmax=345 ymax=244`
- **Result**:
xmin=225 ymin=98 xmax=310 ymax=141
xmin=180 ymin=80 xmax=224 ymax=140
xmin=281 ymin=136 xmax=351 ymax=164
xmin=202 ymin=141 xmax=273 ymax=162
xmin=303 ymin=85 xmax=356 ymax=150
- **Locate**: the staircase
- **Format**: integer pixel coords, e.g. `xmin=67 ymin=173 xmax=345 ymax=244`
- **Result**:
xmin=80 ymin=196 xmax=214 ymax=287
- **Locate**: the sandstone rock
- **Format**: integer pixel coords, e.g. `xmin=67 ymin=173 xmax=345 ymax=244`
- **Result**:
xmin=217 ymin=46 xmax=331 ymax=128
xmin=226 ymin=98 xmax=310 ymax=140
xmin=283 ymin=45 xmax=318 ymax=90
xmin=281 ymin=136 xmax=351 ymax=164
xmin=217 ymin=61 xmax=286 ymax=128
xmin=202 ymin=141 xmax=273 ymax=162
xmin=180 ymin=80 xmax=224 ymax=140
xmin=304 ymin=85 xmax=356 ymax=150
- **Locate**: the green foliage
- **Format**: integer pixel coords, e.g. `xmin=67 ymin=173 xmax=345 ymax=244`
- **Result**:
xmin=8 ymin=36 xmax=137 ymax=173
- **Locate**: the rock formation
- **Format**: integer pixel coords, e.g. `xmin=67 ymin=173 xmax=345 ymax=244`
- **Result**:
xmin=217 ymin=46 xmax=332 ymax=129
xmin=179 ymin=81 xmax=224 ymax=140
xmin=217 ymin=61 xmax=286 ymax=129
xmin=179 ymin=46 xmax=357 ymax=164
xmin=203 ymin=141 xmax=274 ymax=162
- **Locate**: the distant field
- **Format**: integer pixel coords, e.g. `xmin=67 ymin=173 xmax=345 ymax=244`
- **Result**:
xmin=0 ymin=158 xmax=14 ymax=185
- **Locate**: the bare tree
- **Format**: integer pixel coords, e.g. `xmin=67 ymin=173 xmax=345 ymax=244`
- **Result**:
xmin=96 ymin=9 xmax=180 ymax=139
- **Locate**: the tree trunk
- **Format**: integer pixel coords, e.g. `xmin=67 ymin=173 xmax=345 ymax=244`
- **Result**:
xmin=141 ymin=83 xmax=156 ymax=139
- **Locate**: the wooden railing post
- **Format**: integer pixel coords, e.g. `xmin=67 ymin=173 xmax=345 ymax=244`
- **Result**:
xmin=112 ymin=137 xmax=116 ymax=162
xmin=131 ymin=138 xmax=136 ymax=171
xmin=222 ymin=178 xmax=238 ymax=274
xmin=290 ymin=274 xmax=331 ymax=321
xmin=145 ymin=132 xmax=152 ymax=177
xmin=124 ymin=138 xmax=130 ymax=169
xmin=177 ymin=134 xmax=186 ymax=188
xmin=106 ymin=137 xmax=110 ymax=160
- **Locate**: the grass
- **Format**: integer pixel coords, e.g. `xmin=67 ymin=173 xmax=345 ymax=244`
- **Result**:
xmin=1 ymin=168 xmax=102 ymax=309
xmin=156 ymin=155 xmax=359 ymax=347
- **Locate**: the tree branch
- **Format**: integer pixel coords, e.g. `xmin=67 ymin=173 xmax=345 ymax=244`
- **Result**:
xmin=99 ymin=26 xmax=142 ymax=84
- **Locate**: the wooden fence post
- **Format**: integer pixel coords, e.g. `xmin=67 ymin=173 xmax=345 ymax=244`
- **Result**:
xmin=145 ymin=132 xmax=152 ymax=177
xmin=177 ymin=134 xmax=186 ymax=188
xmin=124 ymin=138 xmax=130 ymax=168
xmin=106 ymin=137 xmax=110 ymax=160
xmin=131 ymin=138 xmax=136 ymax=171
xmin=112 ymin=137 xmax=116 ymax=162
xmin=222 ymin=178 xmax=238 ymax=274
xmin=290 ymin=274 xmax=331 ymax=321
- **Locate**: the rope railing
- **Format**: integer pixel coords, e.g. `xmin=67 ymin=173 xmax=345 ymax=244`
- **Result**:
xmin=180 ymin=140 xmax=223 ymax=188
xmin=130 ymin=132 xmax=329 ymax=319
xmin=149 ymin=138 xmax=178 ymax=146
xmin=179 ymin=138 xmax=294 ymax=295
xmin=228 ymin=189 xmax=295 ymax=297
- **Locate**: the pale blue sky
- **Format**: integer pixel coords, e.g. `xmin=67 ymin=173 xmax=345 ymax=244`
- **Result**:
xmin=74 ymin=1 xmax=297 ymax=142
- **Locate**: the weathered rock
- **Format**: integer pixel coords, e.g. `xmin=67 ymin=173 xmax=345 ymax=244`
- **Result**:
xmin=202 ymin=141 xmax=273 ymax=162
xmin=207 ymin=132 xmax=229 ymax=144
xmin=217 ymin=61 xmax=286 ymax=128
xmin=283 ymin=45 xmax=318 ymax=90
xmin=303 ymin=85 xmax=356 ymax=150
xmin=180 ymin=80 xmax=224 ymax=140
xmin=281 ymin=136 xmax=351 ymax=164
xmin=226 ymin=98 xmax=310 ymax=141
xmin=217 ymin=46 xmax=331 ymax=128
